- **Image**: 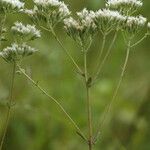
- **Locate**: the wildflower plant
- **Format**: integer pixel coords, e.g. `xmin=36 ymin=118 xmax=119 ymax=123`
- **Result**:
xmin=0 ymin=0 xmax=150 ymax=150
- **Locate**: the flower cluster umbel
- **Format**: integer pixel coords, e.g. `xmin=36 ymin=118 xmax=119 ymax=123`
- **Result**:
xmin=24 ymin=0 xmax=71 ymax=28
xmin=11 ymin=22 xmax=41 ymax=40
xmin=64 ymin=9 xmax=97 ymax=49
xmin=0 ymin=22 xmax=41 ymax=63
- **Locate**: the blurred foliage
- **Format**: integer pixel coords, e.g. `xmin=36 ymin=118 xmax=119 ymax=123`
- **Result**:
xmin=0 ymin=0 xmax=150 ymax=150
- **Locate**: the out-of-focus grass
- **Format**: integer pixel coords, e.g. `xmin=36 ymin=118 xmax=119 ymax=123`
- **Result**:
xmin=0 ymin=0 xmax=150 ymax=150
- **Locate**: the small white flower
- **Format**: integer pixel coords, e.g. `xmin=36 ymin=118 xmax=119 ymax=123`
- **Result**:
xmin=77 ymin=8 xmax=96 ymax=29
xmin=0 ymin=43 xmax=37 ymax=63
xmin=11 ymin=22 xmax=41 ymax=40
xmin=59 ymin=2 xmax=71 ymax=17
xmin=64 ymin=17 xmax=80 ymax=29
xmin=22 ymin=9 xmax=36 ymax=16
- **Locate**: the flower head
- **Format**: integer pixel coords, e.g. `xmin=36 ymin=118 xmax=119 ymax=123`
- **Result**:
xmin=11 ymin=22 xmax=41 ymax=40
xmin=123 ymin=15 xmax=147 ymax=33
xmin=32 ymin=0 xmax=71 ymax=27
xmin=106 ymin=0 xmax=143 ymax=12
xmin=64 ymin=9 xmax=97 ymax=48
xmin=0 ymin=0 xmax=24 ymax=13
xmin=0 ymin=43 xmax=37 ymax=63
xmin=94 ymin=9 xmax=126 ymax=32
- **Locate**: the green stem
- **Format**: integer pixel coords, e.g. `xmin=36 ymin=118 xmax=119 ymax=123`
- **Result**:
xmin=94 ymin=40 xmax=131 ymax=142
xmin=17 ymin=64 xmax=87 ymax=142
xmin=93 ymin=32 xmax=118 ymax=83
xmin=93 ymin=33 xmax=106 ymax=80
xmin=0 ymin=62 xmax=16 ymax=150
xmin=98 ymin=34 xmax=106 ymax=63
xmin=40 ymin=26 xmax=83 ymax=75
xmin=83 ymin=52 xmax=93 ymax=150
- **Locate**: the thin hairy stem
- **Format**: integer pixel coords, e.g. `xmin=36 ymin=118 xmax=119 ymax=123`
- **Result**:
xmin=93 ymin=32 xmax=118 ymax=83
xmin=17 ymin=64 xmax=87 ymax=142
xmin=0 ymin=63 xmax=16 ymax=150
xmin=40 ymin=26 xmax=83 ymax=75
xmin=131 ymin=33 xmax=149 ymax=48
xmin=83 ymin=52 xmax=93 ymax=150
xmin=94 ymin=40 xmax=131 ymax=142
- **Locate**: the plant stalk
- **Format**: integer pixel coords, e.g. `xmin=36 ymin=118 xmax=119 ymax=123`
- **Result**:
xmin=40 ymin=26 xmax=83 ymax=75
xmin=94 ymin=34 xmax=106 ymax=72
xmin=94 ymin=40 xmax=131 ymax=141
xmin=17 ymin=64 xmax=87 ymax=142
xmin=93 ymin=32 xmax=118 ymax=83
xmin=0 ymin=62 xmax=16 ymax=150
xmin=83 ymin=52 xmax=93 ymax=150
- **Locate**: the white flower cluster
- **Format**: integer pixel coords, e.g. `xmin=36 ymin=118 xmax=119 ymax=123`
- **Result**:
xmin=94 ymin=9 xmax=126 ymax=31
xmin=64 ymin=9 xmax=97 ymax=47
xmin=0 ymin=43 xmax=37 ymax=63
xmin=32 ymin=0 xmax=71 ymax=27
xmin=106 ymin=0 xmax=143 ymax=10
xmin=124 ymin=15 xmax=147 ymax=33
xmin=77 ymin=8 xmax=96 ymax=29
xmin=0 ymin=0 xmax=24 ymax=13
xmin=11 ymin=22 xmax=41 ymax=40
xmin=126 ymin=16 xmax=147 ymax=27
xmin=103 ymin=0 xmax=147 ymax=34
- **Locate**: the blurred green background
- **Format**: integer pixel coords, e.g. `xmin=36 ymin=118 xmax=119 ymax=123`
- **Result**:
xmin=0 ymin=0 xmax=150 ymax=150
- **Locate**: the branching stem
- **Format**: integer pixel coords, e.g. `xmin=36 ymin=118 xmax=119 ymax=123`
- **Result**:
xmin=17 ymin=64 xmax=87 ymax=142
xmin=96 ymin=34 xmax=106 ymax=68
xmin=40 ymin=26 xmax=83 ymax=75
xmin=93 ymin=31 xmax=118 ymax=83
xmin=131 ymin=33 xmax=149 ymax=48
xmin=94 ymin=40 xmax=131 ymax=142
